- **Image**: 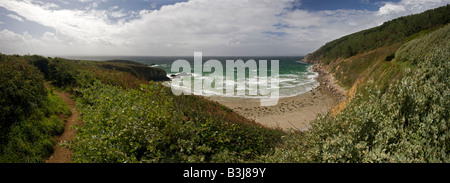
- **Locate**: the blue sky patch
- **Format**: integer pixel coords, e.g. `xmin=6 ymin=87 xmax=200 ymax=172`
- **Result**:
xmin=262 ymin=31 xmax=287 ymax=37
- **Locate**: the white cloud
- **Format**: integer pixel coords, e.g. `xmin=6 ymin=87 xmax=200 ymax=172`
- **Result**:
xmin=0 ymin=29 xmax=41 ymax=54
xmin=378 ymin=3 xmax=406 ymax=15
xmin=0 ymin=0 xmax=449 ymax=56
xmin=109 ymin=9 xmax=127 ymax=18
xmin=377 ymin=0 xmax=449 ymax=17
xmin=78 ymin=0 xmax=108 ymax=9
xmin=34 ymin=1 xmax=60 ymax=9
xmin=7 ymin=14 xmax=24 ymax=22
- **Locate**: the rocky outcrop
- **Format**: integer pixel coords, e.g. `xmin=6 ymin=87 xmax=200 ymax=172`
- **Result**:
xmin=301 ymin=53 xmax=320 ymax=64
xmin=311 ymin=64 xmax=347 ymax=99
xmin=130 ymin=65 xmax=170 ymax=81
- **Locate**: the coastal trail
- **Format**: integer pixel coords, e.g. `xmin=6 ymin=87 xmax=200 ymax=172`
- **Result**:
xmin=45 ymin=89 xmax=82 ymax=163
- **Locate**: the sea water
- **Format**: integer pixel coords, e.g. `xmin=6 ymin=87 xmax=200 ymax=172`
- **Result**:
xmin=64 ymin=56 xmax=319 ymax=99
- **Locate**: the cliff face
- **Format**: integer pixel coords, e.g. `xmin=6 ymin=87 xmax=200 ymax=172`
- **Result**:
xmin=301 ymin=53 xmax=320 ymax=64
xmin=130 ymin=65 xmax=170 ymax=82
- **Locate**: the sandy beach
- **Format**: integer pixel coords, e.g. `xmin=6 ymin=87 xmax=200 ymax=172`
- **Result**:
xmin=209 ymin=64 xmax=347 ymax=131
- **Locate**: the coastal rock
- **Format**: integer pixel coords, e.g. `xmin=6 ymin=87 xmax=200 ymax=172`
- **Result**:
xmin=312 ymin=64 xmax=347 ymax=99
xmin=171 ymin=72 xmax=192 ymax=79
xmin=301 ymin=53 xmax=319 ymax=64
xmin=131 ymin=65 xmax=171 ymax=81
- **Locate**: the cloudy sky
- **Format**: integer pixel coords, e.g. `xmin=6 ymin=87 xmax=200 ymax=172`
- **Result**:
xmin=0 ymin=0 xmax=449 ymax=56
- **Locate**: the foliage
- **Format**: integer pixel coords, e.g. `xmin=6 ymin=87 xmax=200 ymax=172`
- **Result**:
xmin=43 ymin=88 xmax=72 ymax=118
xmin=305 ymin=4 xmax=450 ymax=64
xmin=0 ymin=55 xmax=47 ymax=137
xmin=265 ymin=39 xmax=450 ymax=163
xmin=15 ymin=54 xmax=283 ymax=163
xmin=25 ymin=55 xmax=51 ymax=79
xmin=91 ymin=68 xmax=148 ymax=89
xmin=70 ymin=81 xmax=283 ymax=163
xmin=47 ymin=58 xmax=79 ymax=88
xmin=0 ymin=54 xmax=71 ymax=162
xmin=0 ymin=114 xmax=63 ymax=163
xmin=396 ymin=23 xmax=450 ymax=65
xmin=307 ymin=6 xmax=450 ymax=93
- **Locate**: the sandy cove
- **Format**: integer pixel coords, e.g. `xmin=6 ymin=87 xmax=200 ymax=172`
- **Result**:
xmin=208 ymin=64 xmax=347 ymax=132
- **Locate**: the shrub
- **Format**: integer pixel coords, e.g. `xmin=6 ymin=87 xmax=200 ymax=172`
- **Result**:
xmin=70 ymin=81 xmax=283 ymax=163
xmin=26 ymin=55 xmax=51 ymax=79
xmin=267 ymin=40 xmax=450 ymax=163
xmin=48 ymin=58 xmax=78 ymax=88
xmin=0 ymin=56 xmax=47 ymax=135
xmin=0 ymin=54 xmax=70 ymax=163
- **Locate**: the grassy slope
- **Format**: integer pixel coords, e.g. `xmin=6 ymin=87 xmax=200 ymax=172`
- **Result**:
xmin=262 ymin=11 xmax=450 ymax=163
xmin=303 ymin=5 xmax=450 ymax=95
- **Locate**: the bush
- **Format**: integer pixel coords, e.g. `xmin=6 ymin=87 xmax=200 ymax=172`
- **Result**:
xmin=0 ymin=89 xmax=68 ymax=163
xmin=48 ymin=58 xmax=78 ymax=88
xmin=0 ymin=56 xmax=47 ymax=135
xmin=26 ymin=55 xmax=51 ymax=79
xmin=267 ymin=40 xmax=450 ymax=163
xmin=0 ymin=54 xmax=70 ymax=162
xmin=70 ymin=81 xmax=283 ymax=163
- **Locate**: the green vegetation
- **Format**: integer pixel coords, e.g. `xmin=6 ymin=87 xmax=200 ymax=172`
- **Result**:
xmin=1 ymin=5 xmax=449 ymax=163
xmin=330 ymin=44 xmax=403 ymax=90
xmin=305 ymin=4 xmax=450 ymax=64
xmin=396 ymin=23 xmax=450 ymax=64
xmin=262 ymin=6 xmax=450 ymax=163
xmin=265 ymin=39 xmax=449 ymax=162
xmin=0 ymin=55 xmax=47 ymax=130
xmin=1 ymin=53 xmax=283 ymax=163
xmin=0 ymin=55 xmax=71 ymax=162
xmin=71 ymin=81 xmax=282 ymax=163
xmin=303 ymin=5 xmax=450 ymax=94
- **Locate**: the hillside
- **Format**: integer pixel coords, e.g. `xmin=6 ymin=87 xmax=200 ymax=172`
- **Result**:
xmin=303 ymin=4 xmax=450 ymax=65
xmin=301 ymin=4 xmax=450 ymax=108
xmin=0 ymin=54 xmax=284 ymax=163
xmin=262 ymin=5 xmax=450 ymax=163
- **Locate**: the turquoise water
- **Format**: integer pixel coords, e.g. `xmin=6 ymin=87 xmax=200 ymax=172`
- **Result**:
xmin=64 ymin=56 xmax=319 ymax=98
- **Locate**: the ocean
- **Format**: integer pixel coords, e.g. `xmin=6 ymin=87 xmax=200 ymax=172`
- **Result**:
xmin=63 ymin=56 xmax=319 ymax=99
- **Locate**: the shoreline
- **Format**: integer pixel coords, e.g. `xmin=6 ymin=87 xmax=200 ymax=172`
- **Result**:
xmin=208 ymin=64 xmax=347 ymax=131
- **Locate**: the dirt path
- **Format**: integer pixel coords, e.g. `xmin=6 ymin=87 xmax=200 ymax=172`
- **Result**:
xmin=45 ymin=91 xmax=82 ymax=163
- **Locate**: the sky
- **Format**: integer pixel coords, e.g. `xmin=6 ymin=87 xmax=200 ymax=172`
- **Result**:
xmin=0 ymin=0 xmax=449 ymax=56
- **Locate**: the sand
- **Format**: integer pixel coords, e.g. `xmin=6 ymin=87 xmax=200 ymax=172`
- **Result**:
xmin=208 ymin=65 xmax=346 ymax=132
